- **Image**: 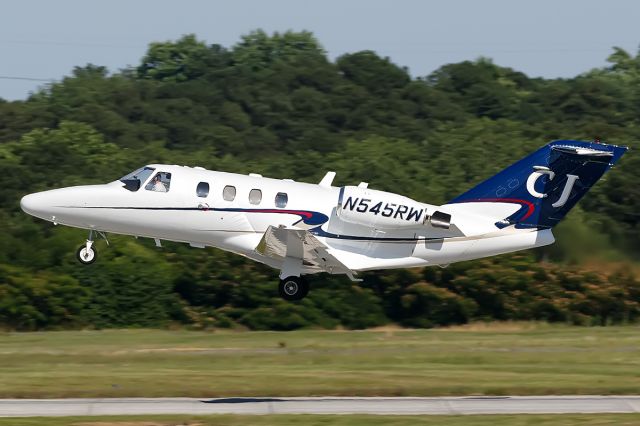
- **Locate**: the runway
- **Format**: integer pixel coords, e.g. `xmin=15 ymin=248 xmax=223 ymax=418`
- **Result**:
xmin=2 ymin=396 xmax=640 ymax=417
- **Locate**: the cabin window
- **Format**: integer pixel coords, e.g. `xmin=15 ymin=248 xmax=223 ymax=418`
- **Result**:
xmin=196 ymin=182 xmax=209 ymax=198
xmin=223 ymin=185 xmax=236 ymax=201
xmin=275 ymin=192 xmax=288 ymax=208
xmin=249 ymin=189 xmax=262 ymax=205
xmin=145 ymin=172 xmax=171 ymax=193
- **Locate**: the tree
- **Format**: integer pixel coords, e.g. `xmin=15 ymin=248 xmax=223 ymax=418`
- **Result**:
xmin=337 ymin=51 xmax=410 ymax=95
xmin=138 ymin=34 xmax=229 ymax=82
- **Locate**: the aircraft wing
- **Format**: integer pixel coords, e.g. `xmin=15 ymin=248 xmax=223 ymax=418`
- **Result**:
xmin=256 ymin=226 xmax=353 ymax=276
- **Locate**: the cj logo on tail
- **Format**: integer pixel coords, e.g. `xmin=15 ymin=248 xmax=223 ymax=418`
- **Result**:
xmin=526 ymin=166 xmax=579 ymax=208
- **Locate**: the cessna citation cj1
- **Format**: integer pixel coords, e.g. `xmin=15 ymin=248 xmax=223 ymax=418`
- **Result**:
xmin=21 ymin=140 xmax=627 ymax=301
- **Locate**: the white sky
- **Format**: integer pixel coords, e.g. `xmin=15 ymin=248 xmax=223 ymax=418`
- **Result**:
xmin=1 ymin=0 xmax=639 ymax=100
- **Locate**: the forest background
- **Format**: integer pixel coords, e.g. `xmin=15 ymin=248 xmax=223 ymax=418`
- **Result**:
xmin=0 ymin=31 xmax=638 ymax=331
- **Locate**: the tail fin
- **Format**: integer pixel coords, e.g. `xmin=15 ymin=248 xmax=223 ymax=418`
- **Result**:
xmin=448 ymin=140 xmax=628 ymax=228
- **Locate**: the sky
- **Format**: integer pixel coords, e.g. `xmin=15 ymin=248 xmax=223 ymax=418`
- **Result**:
xmin=1 ymin=0 xmax=639 ymax=101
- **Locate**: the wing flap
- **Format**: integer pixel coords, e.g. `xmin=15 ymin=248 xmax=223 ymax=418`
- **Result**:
xmin=256 ymin=226 xmax=352 ymax=274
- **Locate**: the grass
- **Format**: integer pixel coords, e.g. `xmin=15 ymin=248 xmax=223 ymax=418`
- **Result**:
xmin=2 ymin=414 xmax=640 ymax=426
xmin=1 ymin=324 xmax=640 ymax=398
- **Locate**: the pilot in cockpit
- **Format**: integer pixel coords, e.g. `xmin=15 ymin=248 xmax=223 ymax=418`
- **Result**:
xmin=150 ymin=174 xmax=167 ymax=192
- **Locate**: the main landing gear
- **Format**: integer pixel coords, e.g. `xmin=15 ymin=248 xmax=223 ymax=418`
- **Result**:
xmin=278 ymin=256 xmax=309 ymax=301
xmin=278 ymin=276 xmax=309 ymax=301
xmin=76 ymin=230 xmax=108 ymax=265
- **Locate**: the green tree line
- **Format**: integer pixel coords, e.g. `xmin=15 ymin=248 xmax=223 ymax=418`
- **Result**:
xmin=0 ymin=31 xmax=638 ymax=330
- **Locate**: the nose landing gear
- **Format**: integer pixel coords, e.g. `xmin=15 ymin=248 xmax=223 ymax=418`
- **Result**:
xmin=76 ymin=241 xmax=97 ymax=264
xmin=75 ymin=230 xmax=107 ymax=265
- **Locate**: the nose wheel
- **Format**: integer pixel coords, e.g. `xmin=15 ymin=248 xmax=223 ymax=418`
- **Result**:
xmin=75 ymin=230 xmax=107 ymax=265
xmin=278 ymin=276 xmax=309 ymax=301
xmin=76 ymin=242 xmax=97 ymax=264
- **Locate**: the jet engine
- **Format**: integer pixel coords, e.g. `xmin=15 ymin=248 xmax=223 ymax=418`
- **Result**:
xmin=336 ymin=186 xmax=451 ymax=230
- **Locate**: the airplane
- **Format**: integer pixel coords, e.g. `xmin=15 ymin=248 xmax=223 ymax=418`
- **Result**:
xmin=20 ymin=139 xmax=627 ymax=301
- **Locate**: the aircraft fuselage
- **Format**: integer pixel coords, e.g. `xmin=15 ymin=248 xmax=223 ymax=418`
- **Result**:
xmin=20 ymin=164 xmax=553 ymax=274
xmin=21 ymin=140 xmax=625 ymax=300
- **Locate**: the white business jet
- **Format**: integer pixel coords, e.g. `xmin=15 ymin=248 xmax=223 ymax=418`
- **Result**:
xmin=20 ymin=140 xmax=627 ymax=300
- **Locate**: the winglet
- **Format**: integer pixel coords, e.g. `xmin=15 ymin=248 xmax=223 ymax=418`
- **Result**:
xmin=319 ymin=171 xmax=336 ymax=188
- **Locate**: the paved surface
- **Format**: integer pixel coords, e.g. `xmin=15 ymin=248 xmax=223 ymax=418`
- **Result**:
xmin=1 ymin=396 xmax=640 ymax=417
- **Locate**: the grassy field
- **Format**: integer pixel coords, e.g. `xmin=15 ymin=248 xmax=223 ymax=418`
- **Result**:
xmin=3 ymin=414 xmax=640 ymax=426
xmin=1 ymin=324 xmax=640 ymax=398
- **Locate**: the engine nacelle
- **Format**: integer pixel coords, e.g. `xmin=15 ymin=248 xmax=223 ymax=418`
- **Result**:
xmin=336 ymin=186 xmax=428 ymax=229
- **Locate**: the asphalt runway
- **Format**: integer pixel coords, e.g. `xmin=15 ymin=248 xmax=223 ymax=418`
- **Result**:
xmin=2 ymin=396 xmax=640 ymax=417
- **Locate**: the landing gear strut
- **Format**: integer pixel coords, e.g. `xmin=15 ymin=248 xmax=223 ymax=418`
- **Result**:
xmin=278 ymin=276 xmax=309 ymax=301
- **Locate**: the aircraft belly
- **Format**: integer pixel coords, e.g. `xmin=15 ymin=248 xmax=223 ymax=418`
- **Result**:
xmin=318 ymin=234 xmax=473 ymax=270
xmin=320 ymin=229 xmax=554 ymax=272
xmin=412 ymin=238 xmax=478 ymax=265
xmin=323 ymin=244 xmax=429 ymax=271
xmin=413 ymin=229 xmax=554 ymax=265
xmin=327 ymin=239 xmax=418 ymax=259
xmin=457 ymin=229 xmax=554 ymax=261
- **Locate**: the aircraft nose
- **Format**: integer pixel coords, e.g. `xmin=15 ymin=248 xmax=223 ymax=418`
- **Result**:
xmin=20 ymin=185 xmax=105 ymax=225
xmin=20 ymin=193 xmax=41 ymax=216
xmin=20 ymin=192 xmax=52 ymax=219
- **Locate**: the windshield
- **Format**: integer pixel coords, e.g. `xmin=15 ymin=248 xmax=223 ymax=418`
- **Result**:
xmin=119 ymin=167 xmax=155 ymax=192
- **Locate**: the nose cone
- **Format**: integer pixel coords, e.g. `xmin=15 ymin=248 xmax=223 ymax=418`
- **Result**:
xmin=20 ymin=193 xmax=46 ymax=217
xmin=21 ymin=185 xmax=112 ymax=225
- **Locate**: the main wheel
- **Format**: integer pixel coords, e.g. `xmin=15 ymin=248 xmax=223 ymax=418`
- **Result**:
xmin=278 ymin=276 xmax=309 ymax=301
xmin=76 ymin=244 xmax=97 ymax=265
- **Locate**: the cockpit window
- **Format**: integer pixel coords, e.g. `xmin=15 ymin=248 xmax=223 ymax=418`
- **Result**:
xmin=145 ymin=172 xmax=172 ymax=193
xmin=119 ymin=167 xmax=155 ymax=192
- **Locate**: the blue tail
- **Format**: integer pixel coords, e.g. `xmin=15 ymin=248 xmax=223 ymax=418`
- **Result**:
xmin=448 ymin=140 xmax=628 ymax=228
